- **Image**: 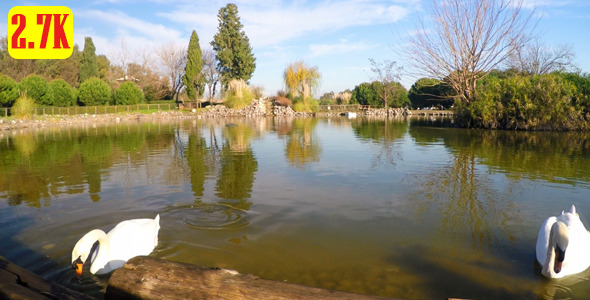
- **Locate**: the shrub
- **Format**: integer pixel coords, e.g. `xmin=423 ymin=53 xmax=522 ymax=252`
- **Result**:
xmin=11 ymin=92 xmax=36 ymax=119
xmin=49 ymin=79 xmax=76 ymax=106
xmin=113 ymin=82 xmax=144 ymax=105
xmin=458 ymin=74 xmax=587 ymax=130
xmin=0 ymin=75 xmax=18 ymax=107
xmin=225 ymin=79 xmax=253 ymax=109
xmin=292 ymin=97 xmax=319 ymax=113
xmin=17 ymin=75 xmax=53 ymax=106
xmin=78 ymin=77 xmax=112 ymax=106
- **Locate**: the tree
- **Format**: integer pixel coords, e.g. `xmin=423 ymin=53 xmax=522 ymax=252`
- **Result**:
xmin=126 ymin=58 xmax=171 ymax=102
xmin=508 ymin=39 xmax=575 ymax=75
xmin=203 ymin=48 xmax=220 ymax=100
xmin=183 ymin=30 xmax=205 ymax=107
xmin=80 ymin=37 xmax=99 ymax=84
xmin=17 ymin=75 xmax=53 ymax=106
xmin=283 ymin=60 xmax=321 ymax=101
xmin=368 ymin=58 xmax=403 ymax=109
xmin=0 ymin=75 xmax=18 ymax=107
xmin=97 ymin=55 xmax=111 ymax=80
xmin=408 ymin=78 xmax=455 ymax=109
xmin=57 ymin=44 xmax=82 ymax=87
xmin=406 ymin=0 xmax=533 ymax=104
xmin=78 ymin=78 xmax=111 ymax=106
xmin=351 ymin=82 xmax=379 ymax=106
xmin=49 ymin=79 xmax=76 ymax=106
xmin=0 ymin=37 xmax=35 ymax=81
xmin=157 ymin=42 xmax=186 ymax=102
xmin=211 ymin=3 xmax=256 ymax=88
xmin=351 ymin=81 xmax=408 ymax=108
xmin=113 ymin=82 xmax=144 ymax=105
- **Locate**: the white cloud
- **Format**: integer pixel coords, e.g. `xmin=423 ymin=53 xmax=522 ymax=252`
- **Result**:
xmin=160 ymin=0 xmax=414 ymax=49
xmin=309 ymin=40 xmax=378 ymax=57
xmin=243 ymin=1 xmax=411 ymax=47
xmin=78 ymin=9 xmax=183 ymax=42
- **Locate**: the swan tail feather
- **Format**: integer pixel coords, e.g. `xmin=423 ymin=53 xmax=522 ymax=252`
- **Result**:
xmin=571 ymin=205 xmax=577 ymax=215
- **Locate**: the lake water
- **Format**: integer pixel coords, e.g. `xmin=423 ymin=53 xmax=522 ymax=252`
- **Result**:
xmin=1 ymin=116 xmax=590 ymax=299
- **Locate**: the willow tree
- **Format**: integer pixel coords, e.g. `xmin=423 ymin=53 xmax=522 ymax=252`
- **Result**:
xmin=406 ymin=0 xmax=533 ymax=104
xmin=283 ymin=60 xmax=320 ymax=103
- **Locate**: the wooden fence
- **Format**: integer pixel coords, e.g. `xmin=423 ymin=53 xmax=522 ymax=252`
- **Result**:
xmin=0 ymin=103 xmax=174 ymax=117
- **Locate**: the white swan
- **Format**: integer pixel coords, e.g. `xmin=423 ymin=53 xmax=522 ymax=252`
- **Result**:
xmin=71 ymin=215 xmax=160 ymax=278
xmin=536 ymin=205 xmax=590 ymax=278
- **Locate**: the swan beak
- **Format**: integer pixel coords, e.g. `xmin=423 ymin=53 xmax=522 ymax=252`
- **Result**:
xmin=72 ymin=256 xmax=84 ymax=279
xmin=554 ymin=245 xmax=566 ymax=274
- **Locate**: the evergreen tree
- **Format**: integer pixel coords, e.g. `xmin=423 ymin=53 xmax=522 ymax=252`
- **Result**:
xmin=211 ymin=3 xmax=256 ymax=88
xmin=79 ymin=37 xmax=98 ymax=84
xmin=183 ymin=30 xmax=205 ymax=106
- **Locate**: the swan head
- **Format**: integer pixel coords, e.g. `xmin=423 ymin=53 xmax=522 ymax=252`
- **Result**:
xmin=543 ymin=221 xmax=570 ymax=277
xmin=71 ymin=229 xmax=104 ymax=279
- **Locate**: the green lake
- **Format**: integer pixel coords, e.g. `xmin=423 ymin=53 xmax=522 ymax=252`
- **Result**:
xmin=1 ymin=116 xmax=590 ymax=299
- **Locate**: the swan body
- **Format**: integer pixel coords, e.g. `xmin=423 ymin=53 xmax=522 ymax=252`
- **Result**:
xmin=536 ymin=205 xmax=590 ymax=278
xmin=71 ymin=215 xmax=160 ymax=277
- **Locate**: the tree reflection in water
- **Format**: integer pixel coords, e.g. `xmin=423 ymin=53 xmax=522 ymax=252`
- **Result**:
xmin=282 ymin=118 xmax=321 ymax=169
xmin=351 ymin=116 xmax=407 ymax=167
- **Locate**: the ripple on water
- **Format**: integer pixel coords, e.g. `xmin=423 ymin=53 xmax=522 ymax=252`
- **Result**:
xmin=542 ymin=283 xmax=573 ymax=300
xmin=165 ymin=202 xmax=249 ymax=230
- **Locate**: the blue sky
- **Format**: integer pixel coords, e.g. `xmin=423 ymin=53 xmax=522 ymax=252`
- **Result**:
xmin=2 ymin=0 xmax=590 ymax=96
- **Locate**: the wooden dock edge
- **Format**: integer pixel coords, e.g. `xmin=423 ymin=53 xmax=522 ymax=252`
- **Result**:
xmin=106 ymin=256 xmax=399 ymax=300
xmin=0 ymin=255 xmax=92 ymax=300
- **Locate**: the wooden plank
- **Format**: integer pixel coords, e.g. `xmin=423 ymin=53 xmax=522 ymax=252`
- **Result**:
xmin=0 ymin=256 xmax=92 ymax=300
xmin=106 ymin=256 xmax=398 ymax=300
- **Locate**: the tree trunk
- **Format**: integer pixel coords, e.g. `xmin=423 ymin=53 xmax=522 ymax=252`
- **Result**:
xmin=106 ymin=256 xmax=397 ymax=300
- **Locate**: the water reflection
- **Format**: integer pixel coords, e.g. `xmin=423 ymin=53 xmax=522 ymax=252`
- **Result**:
xmin=351 ymin=116 xmax=407 ymax=167
xmin=216 ymin=124 xmax=258 ymax=208
xmin=1 ymin=117 xmax=590 ymax=300
xmin=0 ymin=123 xmax=179 ymax=206
xmin=281 ymin=118 xmax=321 ymax=169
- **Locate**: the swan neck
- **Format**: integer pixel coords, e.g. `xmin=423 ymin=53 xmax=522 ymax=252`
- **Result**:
xmin=88 ymin=229 xmax=110 ymax=274
xmin=543 ymin=228 xmax=556 ymax=277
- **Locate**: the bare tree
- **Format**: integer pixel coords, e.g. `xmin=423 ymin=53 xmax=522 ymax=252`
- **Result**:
xmin=157 ymin=42 xmax=187 ymax=102
xmin=508 ymin=39 xmax=575 ymax=75
xmin=406 ymin=0 xmax=534 ymax=104
xmin=202 ymin=48 xmax=220 ymax=101
xmin=109 ymin=38 xmax=131 ymax=75
xmin=369 ymin=58 xmax=403 ymax=109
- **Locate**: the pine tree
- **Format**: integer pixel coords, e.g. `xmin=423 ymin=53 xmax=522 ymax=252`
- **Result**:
xmin=211 ymin=3 xmax=256 ymax=88
xmin=79 ymin=37 xmax=98 ymax=84
xmin=183 ymin=30 xmax=205 ymax=106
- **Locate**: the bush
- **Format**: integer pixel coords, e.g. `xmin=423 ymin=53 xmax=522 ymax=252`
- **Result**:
xmin=225 ymin=79 xmax=254 ymax=109
xmin=49 ymin=79 xmax=76 ymax=106
xmin=78 ymin=77 xmax=112 ymax=106
xmin=17 ymin=75 xmax=53 ymax=106
xmin=292 ymin=97 xmax=319 ymax=113
xmin=113 ymin=82 xmax=144 ymax=105
xmin=0 ymin=75 xmax=18 ymax=107
xmin=458 ymin=74 xmax=587 ymax=130
xmin=11 ymin=92 xmax=36 ymax=119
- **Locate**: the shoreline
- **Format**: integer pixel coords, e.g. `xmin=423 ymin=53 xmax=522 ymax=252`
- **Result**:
xmin=0 ymin=99 xmax=454 ymax=132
